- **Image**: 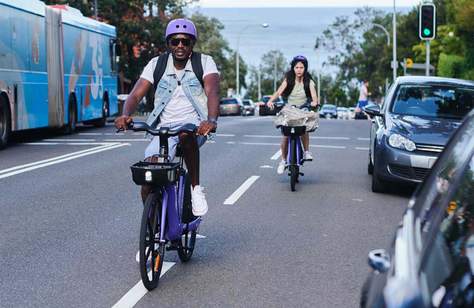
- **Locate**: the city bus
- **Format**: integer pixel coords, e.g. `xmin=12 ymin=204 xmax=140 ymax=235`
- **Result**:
xmin=0 ymin=0 xmax=118 ymax=149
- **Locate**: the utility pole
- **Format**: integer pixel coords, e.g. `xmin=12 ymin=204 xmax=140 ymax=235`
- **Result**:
xmin=94 ymin=0 xmax=98 ymax=19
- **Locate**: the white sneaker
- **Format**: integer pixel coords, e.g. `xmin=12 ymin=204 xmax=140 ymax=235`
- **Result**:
xmin=304 ymin=151 xmax=313 ymax=161
xmin=191 ymin=185 xmax=208 ymax=216
xmin=277 ymin=160 xmax=286 ymax=175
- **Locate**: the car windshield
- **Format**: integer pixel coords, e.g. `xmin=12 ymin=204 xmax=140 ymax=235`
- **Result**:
xmin=262 ymin=96 xmax=280 ymax=103
xmin=322 ymin=105 xmax=336 ymax=111
xmin=220 ymin=99 xmax=239 ymax=105
xmin=391 ymin=85 xmax=474 ymax=119
xmin=242 ymin=101 xmax=251 ymax=106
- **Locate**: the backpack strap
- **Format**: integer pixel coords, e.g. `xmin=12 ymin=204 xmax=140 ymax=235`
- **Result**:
xmin=190 ymin=52 xmax=204 ymax=88
xmin=153 ymin=52 xmax=170 ymax=91
xmin=153 ymin=52 xmax=205 ymax=91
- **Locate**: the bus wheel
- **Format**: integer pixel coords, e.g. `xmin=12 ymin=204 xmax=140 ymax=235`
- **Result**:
xmin=0 ymin=95 xmax=11 ymax=149
xmin=94 ymin=98 xmax=109 ymax=127
xmin=64 ymin=97 xmax=77 ymax=134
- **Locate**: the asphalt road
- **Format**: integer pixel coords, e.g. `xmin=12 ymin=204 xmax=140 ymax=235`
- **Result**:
xmin=0 ymin=116 xmax=412 ymax=307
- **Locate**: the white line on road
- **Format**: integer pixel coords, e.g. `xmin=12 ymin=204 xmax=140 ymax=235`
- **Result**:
xmin=216 ymin=133 xmax=235 ymax=137
xmin=112 ymin=262 xmax=175 ymax=308
xmin=103 ymin=139 xmax=149 ymax=142
xmin=244 ymin=134 xmax=350 ymax=140
xmin=0 ymin=143 xmax=129 ymax=179
xmin=24 ymin=142 xmax=120 ymax=146
xmin=271 ymin=150 xmax=281 ymax=160
xmin=357 ymin=138 xmax=370 ymax=141
xmin=223 ymin=175 xmax=260 ymax=205
xmin=42 ymin=138 xmax=96 ymax=142
xmin=355 ymin=147 xmax=369 ymax=151
xmin=311 ymin=145 xmax=346 ymax=149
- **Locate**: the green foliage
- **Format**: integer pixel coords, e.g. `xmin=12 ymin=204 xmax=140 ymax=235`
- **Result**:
xmin=246 ymin=50 xmax=287 ymax=101
xmin=438 ymin=53 xmax=465 ymax=77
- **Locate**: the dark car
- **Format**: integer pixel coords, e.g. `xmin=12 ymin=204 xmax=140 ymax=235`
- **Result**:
xmin=219 ymin=97 xmax=242 ymax=116
xmin=241 ymin=99 xmax=255 ymax=116
xmin=258 ymin=95 xmax=285 ymax=116
xmin=319 ymin=104 xmax=338 ymax=119
xmin=361 ymin=109 xmax=474 ymax=308
xmin=366 ymin=76 xmax=474 ymax=193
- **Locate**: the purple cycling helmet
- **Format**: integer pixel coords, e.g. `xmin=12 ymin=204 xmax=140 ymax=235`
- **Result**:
xmin=165 ymin=18 xmax=197 ymax=40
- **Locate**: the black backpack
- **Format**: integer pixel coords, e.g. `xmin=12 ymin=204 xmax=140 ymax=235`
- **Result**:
xmin=152 ymin=52 xmax=204 ymax=91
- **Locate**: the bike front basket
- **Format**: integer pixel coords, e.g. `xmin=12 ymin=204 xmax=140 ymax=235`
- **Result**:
xmin=130 ymin=162 xmax=180 ymax=185
xmin=280 ymin=125 xmax=306 ymax=136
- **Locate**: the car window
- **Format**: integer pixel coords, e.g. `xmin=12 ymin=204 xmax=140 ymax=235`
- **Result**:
xmin=391 ymin=85 xmax=474 ymax=119
xmin=220 ymin=99 xmax=238 ymax=105
xmin=419 ymin=154 xmax=474 ymax=307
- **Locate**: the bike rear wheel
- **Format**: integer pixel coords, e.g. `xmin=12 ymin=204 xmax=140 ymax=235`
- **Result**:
xmin=177 ymin=230 xmax=197 ymax=262
xmin=289 ymin=138 xmax=298 ymax=191
xmin=139 ymin=192 xmax=165 ymax=290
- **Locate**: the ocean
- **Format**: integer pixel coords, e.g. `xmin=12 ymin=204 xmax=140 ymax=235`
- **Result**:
xmin=188 ymin=7 xmax=411 ymax=71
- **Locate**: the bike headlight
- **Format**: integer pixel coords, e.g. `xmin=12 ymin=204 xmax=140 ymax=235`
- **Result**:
xmin=388 ymin=134 xmax=416 ymax=152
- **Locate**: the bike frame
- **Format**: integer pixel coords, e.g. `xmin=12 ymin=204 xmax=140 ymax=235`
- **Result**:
xmin=286 ymin=134 xmax=303 ymax=166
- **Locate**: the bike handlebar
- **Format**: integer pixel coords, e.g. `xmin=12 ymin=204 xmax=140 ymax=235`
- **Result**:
xmin=117 ymin=121 xmax=216 ymax=135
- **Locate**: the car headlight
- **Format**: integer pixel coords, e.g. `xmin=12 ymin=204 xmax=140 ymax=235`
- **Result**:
xmin=388 ymin=134 xmax=416 ymax=151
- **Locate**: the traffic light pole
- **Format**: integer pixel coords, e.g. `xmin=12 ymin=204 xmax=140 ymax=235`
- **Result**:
xmin=426 ymin=41 xmax=430 ymax=76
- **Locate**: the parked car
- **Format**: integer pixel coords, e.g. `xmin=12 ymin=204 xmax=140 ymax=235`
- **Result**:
xmin=337 ymin=107 xmax=350 ymax=120
xmin=319 ymin=104 xmax=337 ymax=119
xmin=361 ymin=109 xmax=474 ymax=308
xmin=349 ymin=107 xmax=356 ymax=119
xmin=366 ymin=76 xmax=474 ymax=193
xmin=219 ymin=97 xmax=242 ymax=116
xmin=258 ymin=95 xmax=285 ymax=116
xmin=241 ymin=99 xmax=255 ymax=116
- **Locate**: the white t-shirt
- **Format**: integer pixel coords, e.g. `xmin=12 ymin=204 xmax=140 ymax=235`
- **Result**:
xmin=140 ymin=54 xmax=219 ymax=126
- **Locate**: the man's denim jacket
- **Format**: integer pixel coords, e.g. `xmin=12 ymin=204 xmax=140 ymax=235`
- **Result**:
xmin=146 ymin=53 xmax=208 ymax=127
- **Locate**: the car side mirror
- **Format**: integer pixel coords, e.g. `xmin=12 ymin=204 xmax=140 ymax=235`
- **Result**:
xmin=368 ymin=249 xmax=391 ymax=273
xmin=364 ymin=104 xmax=382 ymax=117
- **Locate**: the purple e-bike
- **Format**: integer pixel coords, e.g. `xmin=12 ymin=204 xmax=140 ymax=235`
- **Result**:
xmin=128 ymin=122 xmax=201 ymax=290
xmin=280 ymin=125 xmax=306 ymax=191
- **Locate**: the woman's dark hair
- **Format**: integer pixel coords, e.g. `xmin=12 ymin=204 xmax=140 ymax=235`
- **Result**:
xmin=281 ymin=56 xmax=314 ymax=99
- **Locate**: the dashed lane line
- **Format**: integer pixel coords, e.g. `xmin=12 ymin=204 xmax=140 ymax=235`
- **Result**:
xmin=223 ymin=175 xmax=260 ymax=205
xmin=112 ymin=262 xmax=175 ymax=308
xmin=271 ymin=150 xmax=281 ymax=160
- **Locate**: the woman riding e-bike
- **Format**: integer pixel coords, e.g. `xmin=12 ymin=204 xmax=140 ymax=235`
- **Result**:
xmin=266 ymin=55 xmax=320 ymax=174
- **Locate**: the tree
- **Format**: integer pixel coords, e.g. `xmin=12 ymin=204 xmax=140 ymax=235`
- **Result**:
xmin=246 ymin=50 xmax=287 ymax=101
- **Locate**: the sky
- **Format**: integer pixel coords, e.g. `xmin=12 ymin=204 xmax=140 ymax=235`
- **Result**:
xmin=195 ymin=0 xmax=420 ymax=7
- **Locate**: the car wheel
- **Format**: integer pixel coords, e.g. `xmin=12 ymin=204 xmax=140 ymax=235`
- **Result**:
xmin=371 ymin=158 xmax=387 ymax=193
xmin=368 ymin=152 xmax=374 ymax=175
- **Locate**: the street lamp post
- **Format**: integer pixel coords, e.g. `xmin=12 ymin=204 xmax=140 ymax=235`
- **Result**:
xmin=372 ymin=23 xmax=390 ymax=46
xmin=236 ymin=23 xmax=269 ymax=98
xmin=392 ymin=0 xmax=397 ymax=82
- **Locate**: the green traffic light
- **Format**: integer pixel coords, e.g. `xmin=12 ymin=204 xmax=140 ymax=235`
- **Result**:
xmin=423 ymin=28 xmax=431 ymax=36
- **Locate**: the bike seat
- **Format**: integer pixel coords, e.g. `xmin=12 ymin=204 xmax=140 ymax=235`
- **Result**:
xmin=280 ymin=125 xmax=306 ymax=136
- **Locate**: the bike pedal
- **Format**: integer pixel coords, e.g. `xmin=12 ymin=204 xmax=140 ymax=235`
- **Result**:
xmin=299 ymin=172 xmax=304 ymax=176
xmin=166 ymin=241 xmax=179 ymax=251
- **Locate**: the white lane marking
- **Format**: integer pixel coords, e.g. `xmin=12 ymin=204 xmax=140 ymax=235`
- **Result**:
xmin=244 ymin=134 xmax=350 ymax=140
xmin=260 ymin=165 xmax=274 ymax=169
xmin=103 ymin=139 xmax=149 ymax=142
xmin=223 ymin=175 xmax=260 ymax=205
xmin=352 ymin=198 xmax=364 ymax=202
xmin=271 ymin=150 xmax=281 ymax=160
xmin=216 ymin=133 xmax=235 ymax=137
xmin=0 ymin=143 xmax=129 ymax=179
xmin=105 ymin=133 xmax=125 ymax=136
xmin=42 ymin=138 xmax=96 ymax=142
xmin=226 ymin=141 xmax=236 ymax=144
xmin=112 ymin=262 xmax=175 ymax=308
xmin=24 ymin=142 xmax=119 ymax=146
xmin=355 ymin=147 xmax=369 ymax=151
xmin=0 ymin=144 xmax=115 ymax=174
xmin=310 ymin=145 xmax=346 ymax=149
xmin=357 ymin=138 xmax=370 ymax=141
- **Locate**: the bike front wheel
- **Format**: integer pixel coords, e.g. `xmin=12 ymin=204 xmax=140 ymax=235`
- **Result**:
xmin=177 ymin=230 xmax=197 ymax=262
xmin=289 ymin=165 xmax=298 ymax=191
xmin=139 ymin=192 xmax=165 ymax=290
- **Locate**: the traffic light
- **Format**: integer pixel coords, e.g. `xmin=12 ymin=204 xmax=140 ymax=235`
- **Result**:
xmin=419 ymin=3 xmax=436 ymax=40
